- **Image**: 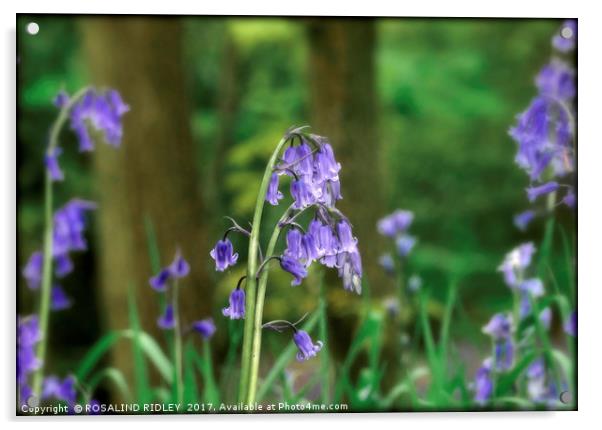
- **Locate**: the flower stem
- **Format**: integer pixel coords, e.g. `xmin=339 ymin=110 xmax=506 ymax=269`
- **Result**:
xmin=238 ymin=135 xmax=290 ymax=404
xmin=173 ymin=280 xmax=184 ymax=406
xmin=246 ymin=208 xmax=291 ymax=404
xmin=31 ymin=88 xmax=89 ymax=398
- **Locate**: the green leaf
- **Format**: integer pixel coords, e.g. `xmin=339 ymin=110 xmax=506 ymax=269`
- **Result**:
xmin=86 ymin=367 xmax=132 ymax=401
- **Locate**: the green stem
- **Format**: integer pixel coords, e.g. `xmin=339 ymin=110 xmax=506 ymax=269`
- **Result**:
xmin=238 ymin=135 xmax=290 ymax=403
xmin=173 ymin=280 xmax=183 ymax=405
xmin=246 ymin=208 xmax=292 ymax=404
xmin=31 ymin=87 xmax=89 ymax=398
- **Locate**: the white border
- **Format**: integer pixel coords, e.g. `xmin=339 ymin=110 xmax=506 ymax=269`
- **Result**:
xmin=3 ymin=1 xmax=602 ymax=428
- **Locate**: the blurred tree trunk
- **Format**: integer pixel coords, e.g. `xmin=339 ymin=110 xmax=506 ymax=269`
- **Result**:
xmin=80 ymin=17 xmax=211 ymax=396
xmin=211 ymin=34 xmax=241 ymax=220
xmin=307 ymin=18 xmax=398 ymax=381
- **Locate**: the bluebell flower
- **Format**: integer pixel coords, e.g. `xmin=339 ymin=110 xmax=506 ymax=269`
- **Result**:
xmin=379 ymin=253 xmax=395 ymax=275
xmin=302 ymin=231 xmax=320 ymax=262
xmin=562 ymin=188 xmax=575 ymax=208
xmin=518 ymin=278 xmax=545 ymax=318
xmin=396 ymin=234 xmax=417 ymax=257
xmin=266 ymin=173 xmax=284 ymax=206
xmin=223 ymin=287 xmax=245 ymax=320
xmin=514 ymin=210 xmax=536 ymax=231
xmin=336 ymin=220 xmax=358 ymax=254
xmin=295 ymin=142 xmax=314 ymax=177
xmin=69 ymin=88 xmax=129 ymax=151
xmin=17 ymin=316 xmax=42 ymax=386
xmin=314 ymin=143 xmax=341 ymax=183
xmin=51 ymin=285 xmax=72 ymax=311
xmin=527 ymin=181 xmax=559 ymax=202
xmin=192 ymin=318 xmax=216 ymax=339
xmin=290 ymin=179 xmax=315 ymax=209
xmin=526 ymin=358 xmax=548 ymax=403
xmin=55 ymin=253 xmax=74 ymax=278
xmin=157 ymin=304 xmax=175 ymax=330
xmin=539 ymin=307 xmax=552 ymax=329
xmin=564 ymin=310 xmax=577 ymax=337
xmin=317 ymin=224 xmax=339 ymax=268
xmin=474 ymin=358 xmax=493 ymax=405
xmin=149 ymin=268 xmax=171 ymax=291
xmin=482 ymin=313 xmax=513 ymax=340
xmin=45 ymin=148 xmax=64 ymax=182
xmin=337 ymin=250 xmax=362 ymax=294
xmin=42 ymin=375 xmax=77 ymax=407
xmin=280 ymin=255 xmax=308 ymax=286
xmin=552 ymin=19 xmax=577 ymax=53
xmin=22 ymin=251 xmax=43 ymax=290
xmin=493 ymin=338 xmax=514 ymax=371
xmin=52 ymin=199 xmax=97 ymax=257
xmin=510 ymin=97 xmax=574 ymax=181
xmin=169 ymin=249 xmax=190 ymax=278
xmin=293 ymin=330 xmax=323 ymax=362
xmin=498 ymin=242 xmax=536 ymax=288
xmin=210 ymin=238 xmax=238 ymax=272
xmin=408 ymin=274 xmax=422 ymax=292
xmin=284 ymin=229 xmax=305 ymax=261
xmin=53 ymin=90 xmax=70 ymax=108
xmin=377 ymin=210 xmax=413 ymax=238
xmin=536 ymin=59 xmax=576 ymax=102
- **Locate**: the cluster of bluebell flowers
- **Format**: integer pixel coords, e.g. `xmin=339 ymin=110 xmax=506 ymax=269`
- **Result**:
xmin=210 ymin=128 xmax=361 ymax=367
xmin=510 ymin=20 xmax=576 ymax=231
xmin=18 ymin=87 xmax=128 ymax=411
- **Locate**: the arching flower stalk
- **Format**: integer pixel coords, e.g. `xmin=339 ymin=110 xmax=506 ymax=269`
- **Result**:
xmin=209 ymin=126 xmax=361 ymax=405
xmin=28 ymin=87 xmax=129 ymax=399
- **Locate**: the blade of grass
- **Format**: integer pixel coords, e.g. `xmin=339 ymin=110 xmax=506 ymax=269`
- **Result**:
xmin=128 ymin=285 xmax=152 ymax=403
xmin=184 ymin=342 xmax=200 ymax=403
xmin=86 ymin=367 xmax=132 ymax=401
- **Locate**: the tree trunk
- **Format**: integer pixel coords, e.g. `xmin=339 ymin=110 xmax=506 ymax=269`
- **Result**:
xmin=307 ymin=18 xmax=398 ymax=384
xmin=80 ymin=17 xmax=211 ymax=396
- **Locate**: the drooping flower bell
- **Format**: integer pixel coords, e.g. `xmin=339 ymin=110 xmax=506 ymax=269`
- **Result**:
xmin=266 ymin=172 xmax=284 ymax=206
xmin=45 ymin=148 xmax=64 ymax=182
xmin=482 ymin=313 xmax=514 ymax=371
xmin=17 ymin=316 xmax=42 ymax=387
xmin=192 ymin=318 xmax=216 ymax=340
xmin=280 ymin=255 xmax=308 ymax=286
xmin=377 ymin=210 xmax=414 ymax=238
xmin=497 ymin=242 xmax=536 ymax=288
xmin=513 ymin=210 xmax=536 ymax=231
xmin=22 ymin=251 xmax=43 ymax=290
xmin=149 ymin=268 xmax=171 ymax=292
xmin=210 ymin=238 xmax=239 ymax=272
xmin=396 ymin=234 xmax=417 ymax=257
xmin=51 ymin=285 xmax=72 ymax=311
xmin=223 ymin=283 xmax=246 ymax=320
xmin=293 ymin=330 xmax=323 ymax=362
xmin=42 ymin=375 xmax=77 ymax=407
xmin=564 ymin=310 xmax=577 ymax=337
xmin=169 ymin=249 xmax=190 ymax=278
xmin=527 ymin=181 xmax=559 ymax=203
xmin=52 ymin=199 xmax=97 ymax=257
xmin=69 ymin=88 xmax=130 ymax=152
xmin=157 ymin=304 xmax=176 ymax=330
xmin=474 ymin=358 xmax=493 ymax=405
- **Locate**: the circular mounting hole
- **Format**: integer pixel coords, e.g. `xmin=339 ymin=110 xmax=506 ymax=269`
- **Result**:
xmin=26 ymin=22 xmax=39 ymax=35
xmin=561 ymin=26 xmax=573 ymax=39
